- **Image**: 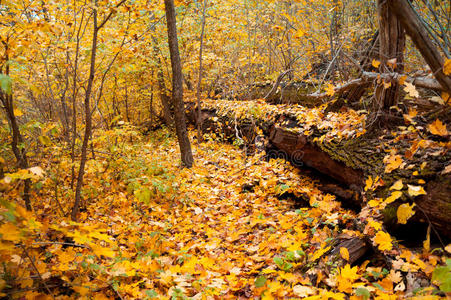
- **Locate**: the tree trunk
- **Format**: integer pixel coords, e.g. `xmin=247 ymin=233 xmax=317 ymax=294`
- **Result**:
xmin=196 ymin=0 xmax=207 ymax=142
xmin=376 ymin=0 xmax=406 ymax=110
xmin=0 ymin=46 xmax=32 ymax=211
xmin=1 ymin=91 xmax=32 ymax=211
xmin=164 ymin=0 xmax=194 ymax=168
xmin=71 ymin=3 xmax=98 ymax=221
xmin=388 ymin=0 xmax=451 ymax=94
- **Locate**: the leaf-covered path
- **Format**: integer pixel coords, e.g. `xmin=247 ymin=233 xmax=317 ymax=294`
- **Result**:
xmin=100 ymin=128 xmax=353 ymax=298
xmin=1 ymin=125 xmax=445 ymax=299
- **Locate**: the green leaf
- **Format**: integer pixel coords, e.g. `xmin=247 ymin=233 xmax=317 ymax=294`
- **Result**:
xmin=273 ymin=257 xmax=284 ymax=267
xmin=432 ymin=265 xmax=451 ymax=292
xmin=145 ymin=290 xmax=158 ymax=298
xmin=355 ymin=287 xmax=370 ymax=300
xmin=372 ymin=282 xmax=385 ymax=291
xmin=296 ymin=250 xmax=305 ymax=257
xmin=254 ymin=275 xmax=266 ymax=287
xmin=283 ymin=262 xmax=293 ymax=271
xmin=285 ymin=251 xmax=295 ymax=261
xmin=0 ymin=74 xmax=12 ymax=95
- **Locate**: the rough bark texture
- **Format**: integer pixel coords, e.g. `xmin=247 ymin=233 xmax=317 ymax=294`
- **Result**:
xmin=269 ymin=126 xmax=364 ymax=188
xmin=388 ymin=0 xmax=451 ymax=94
xmin=376 ymin=0 xmax=406 ymax=110
xmin=164 ymin=0 xmax=194 ymax=168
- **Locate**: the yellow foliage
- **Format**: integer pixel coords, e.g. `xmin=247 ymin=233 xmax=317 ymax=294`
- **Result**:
xmin=373 ymin=231 xmax=393 ymax=251
xmin=397 ymin=203 xmax=416 ymax=224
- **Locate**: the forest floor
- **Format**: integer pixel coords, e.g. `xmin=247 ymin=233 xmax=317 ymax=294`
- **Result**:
xmin=2 ymin=111 xmax=448 ymax=299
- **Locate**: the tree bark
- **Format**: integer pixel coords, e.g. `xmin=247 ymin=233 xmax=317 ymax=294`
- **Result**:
xmin=376 ymin=0 xmax=406 ymax=110
xmin=164 ymin=0 xmax=194 ymax=168
xmin=71 ymin=3 xmax=98 ymax=221
xmin=1 ymin=91 xmax=32 ymax=211
xmin=388 ymin=0 xmax=451 ymax=94
xmin=0 ymin=45 xmax=32 ymax=211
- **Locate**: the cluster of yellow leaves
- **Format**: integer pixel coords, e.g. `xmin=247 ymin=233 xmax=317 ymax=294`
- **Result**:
xmin=198 ymin=99 xmax=367 ymax=144
xmin=2 ymin=98 xmax=449 ymax=299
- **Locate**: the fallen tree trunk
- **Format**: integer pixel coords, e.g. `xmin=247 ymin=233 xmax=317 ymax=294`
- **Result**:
xmin=185 ymin=100 xmax=451 ymax=239
xmin=239 ymin=72 xmax=445 ymax=109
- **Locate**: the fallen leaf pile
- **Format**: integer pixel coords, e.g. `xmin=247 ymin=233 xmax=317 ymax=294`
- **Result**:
xmin=0 ymin=121 xmax=449 ymax=299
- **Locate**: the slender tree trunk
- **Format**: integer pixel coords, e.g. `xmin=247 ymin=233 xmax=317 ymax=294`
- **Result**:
xmin=0 ymin=49 xmax=31 ymax=210
xmin=71 ymin=4 xmax=98 ymax=221
xmin=1 ymin=92 xmax=32 ymax=211
xmin=60 ymin=52 xmax=71 ymax=141
xmin=196 ymin=0 xmax=207 ymax=142
xmin=164 ymin=0 xmax=194 ymax=168
xmin=376 ymin=0 xmax=406 ymax=110
xmin=70 ymin=7 xmax=85 ymax=190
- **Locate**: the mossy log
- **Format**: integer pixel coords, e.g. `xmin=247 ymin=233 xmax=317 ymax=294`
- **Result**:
xmin=185 ymin=101 xmax=451 ymax=239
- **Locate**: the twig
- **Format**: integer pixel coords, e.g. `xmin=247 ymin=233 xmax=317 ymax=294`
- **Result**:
xmin=20 ymin=244 xmax=55 ymax=299
xmin=32 ymin=241 xmax=89 ymax=248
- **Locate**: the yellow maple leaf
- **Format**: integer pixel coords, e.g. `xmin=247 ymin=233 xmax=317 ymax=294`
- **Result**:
xmin=384 ymin=154 xmax=403 ymax=173
xmin=444 ymin=58 xmax=451 ymax=75
xmin=385 ymin=191 xmax=403 ymax=204
xmin=336 ymin=264 xmax=359 ymax=293
xmin=404 ymin=82 xmax=419 ymax=98
xmin=340 ymin=247 xmax=349 ymax=261
xmin=372 ymin=59 xmax=381 ymax=68
xmin=311 ymin=246 xmax=331 ymax=261
xmin=374 ymin=231 xmax=392 ymax=251
xmin=428 ymin=119 xmax=448 ymax=137
xmin=389 ymin=180 xmax=403 ymax=191
xmin=364 ymin=176 xmax=373 ymax=191
xmin=368 ymin=219 xmax=383 ymax=231
xmin=397 ymin=203 xmax=416 ymax=224
xmin=368 ymin=199 xmax=381 ymax=208
xmin=91 ymin=244 xmax=116 ymax=258
xmin=407 ymin=185 xmax=426 ymax=197
xmin=73 ymin=285 xmax=90 ymax=296
xmin=13 ymin=109 xmax=23 ymax=117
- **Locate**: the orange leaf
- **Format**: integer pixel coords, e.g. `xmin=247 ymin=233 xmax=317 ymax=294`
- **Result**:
xmin=428 ymin=119 xmax=448 ymax=137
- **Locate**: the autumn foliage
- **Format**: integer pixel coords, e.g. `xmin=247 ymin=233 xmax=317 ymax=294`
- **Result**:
xmin=1 ymin=0 xmax=451 ymax=299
